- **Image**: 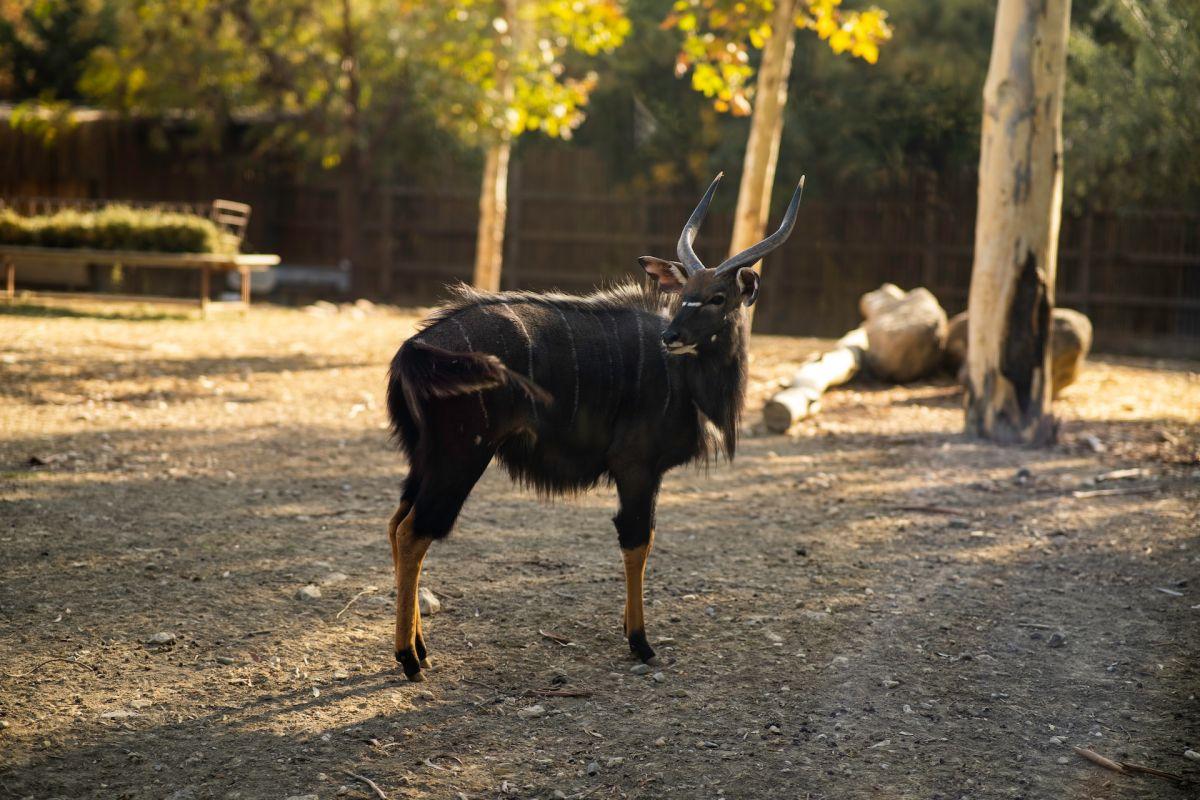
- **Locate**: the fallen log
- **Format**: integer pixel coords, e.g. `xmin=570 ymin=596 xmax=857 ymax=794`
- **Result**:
xmin=763 ymin=327 xmax=867 ymax=432
xmin=763 ymin=284 xmax=948 ymax=432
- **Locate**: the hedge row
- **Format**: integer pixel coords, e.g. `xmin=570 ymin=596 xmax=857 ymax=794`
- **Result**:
xmin=0 ymin=206 xmax=240 ymax=254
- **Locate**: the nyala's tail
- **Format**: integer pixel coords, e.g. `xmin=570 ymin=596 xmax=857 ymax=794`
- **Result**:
xmin=386 ymin=339 xmax=550 ymax=452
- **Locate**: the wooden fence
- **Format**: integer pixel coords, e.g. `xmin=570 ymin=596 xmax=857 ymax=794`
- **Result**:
xmin=2 ymin=119 xmax=1196 ymax=357
xmin=312 ymin=173 xmax=1198 ymax=358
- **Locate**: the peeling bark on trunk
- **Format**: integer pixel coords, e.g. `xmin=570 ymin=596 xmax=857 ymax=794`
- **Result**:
xmin=729 ymin=0 xmax=797 ymax=328
xmin=965 ymin=0 xmax=1072 ymax=445
xmin=472 ymin=140 xmax=511 ymax=293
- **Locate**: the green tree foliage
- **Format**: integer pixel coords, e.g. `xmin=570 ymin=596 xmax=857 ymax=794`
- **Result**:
xmin=399 ymin=0 xmax=630 ymax=147
xmin=778 ymin=0 xmax=993 ymax=187
xmin=1 ymin=0 xmax=1195 ymax=213
xmin=79 ymin=0 xmax=436 ymax=172
xmin=1065 ymin=0 xmax=1200 ymax=209
xmin=663 ymin=0 xmax=892 ymax=116
xmin=0 ymin=0 xmax=113 ymax=101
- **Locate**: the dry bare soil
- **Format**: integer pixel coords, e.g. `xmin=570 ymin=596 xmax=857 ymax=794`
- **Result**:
xmin=1 ymin=300 xmax=1198 ymax=800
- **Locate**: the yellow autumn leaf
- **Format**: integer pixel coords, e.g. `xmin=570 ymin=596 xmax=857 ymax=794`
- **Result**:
xmin=829 ymin=28 xmax=851 ymax=54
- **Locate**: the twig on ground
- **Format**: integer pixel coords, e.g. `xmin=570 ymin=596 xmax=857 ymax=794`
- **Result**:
xmin=1095 ymin=468 xmax=1148 ymax=482
xmin=0 ymin=657 xmax=97 ymax=679
xmin=893 ymin=504 xmax=965 ymax=516
xmin=1073 ymin=746 xmax=1126 ymax=774
xmin=539 ymin=629 xmax=572 ymax=646
xmin=422 ymin=757 xmax=451 ymax=772
xmin=1016 ymin=622 xmax=1055 ymax=630
xmin=336 ymin=586 xmax=379 ymax=620
xmin=1119 ymin=761 xmax=1185 ymax=783
xmin=343 ymin=770 xmax=389 ymax=800
xmin=1071 ymin=487 xmax=1157 ymax=499
xmin=525 ymin=689 xmax=593 ymax=698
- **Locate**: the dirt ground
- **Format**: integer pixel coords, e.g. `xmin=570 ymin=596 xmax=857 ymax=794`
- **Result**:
xmin=1 ymin=298 xmax=1197 ymax=800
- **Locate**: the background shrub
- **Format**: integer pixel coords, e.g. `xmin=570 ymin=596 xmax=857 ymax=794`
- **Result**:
xmin=0 ymin=206 xmax=240 ymax=254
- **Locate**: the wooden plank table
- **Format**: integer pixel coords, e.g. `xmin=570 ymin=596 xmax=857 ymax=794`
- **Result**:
xmin=1 ymin=246 xmax=280 ymax=315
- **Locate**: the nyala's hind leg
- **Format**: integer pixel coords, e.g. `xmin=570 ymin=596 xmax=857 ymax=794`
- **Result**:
xmin=391 ymin=509 xmax=431 ymax=681
xmin=389 ymin=501 xmax=431 ymax=671
xmin=391 ymin=441 xmax=496 ymax=681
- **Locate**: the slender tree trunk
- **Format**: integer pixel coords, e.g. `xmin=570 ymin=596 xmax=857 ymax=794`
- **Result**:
xmin=473 ymin=140 xmax=512 ymax=292
xmin=965 ymin=0 xmax=1072 ymax=444
xmin=338 ymin=0 xmax=366 ymax=295
xmin=729 ymin=0 xmax=797 ymax=325
xmin=473 ymin=0 xmax=516 ymax=292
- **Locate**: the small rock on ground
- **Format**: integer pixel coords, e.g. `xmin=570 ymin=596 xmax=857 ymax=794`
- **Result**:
xmin=517 ymin=704 xmax=545 ymax=719
xmin=296 ymin=585 xmax=322 ymax=601
xmin=418 ymin=587 xmax=441 ymax=615
xmin=145 ymin=632 xmax=176 ymax=645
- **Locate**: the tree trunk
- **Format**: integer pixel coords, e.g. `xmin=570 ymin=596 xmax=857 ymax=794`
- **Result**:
xmin=473 ymin=0 xmax=516 ymax=292
xmin=965 ymin=0 xmax=1072 ymax=445
xmin=473 ymin=140 xmax=512 ymax=292
xmin=729 ymin=0 xmax=797 ymax=326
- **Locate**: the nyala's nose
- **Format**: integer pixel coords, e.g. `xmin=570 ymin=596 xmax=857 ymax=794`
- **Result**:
xmin=662 ymin=330 xmax=680 ymax=346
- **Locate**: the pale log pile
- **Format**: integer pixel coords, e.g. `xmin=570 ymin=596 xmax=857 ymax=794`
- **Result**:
xmin=763 ymin=283 xmax=1092 ymax=433
xmin=763 ymin=284 xmax=948 ymax=432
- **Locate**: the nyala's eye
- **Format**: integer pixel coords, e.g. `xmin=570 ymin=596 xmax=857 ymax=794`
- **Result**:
xmin=708 ymin=294 xmax=726 ymax=306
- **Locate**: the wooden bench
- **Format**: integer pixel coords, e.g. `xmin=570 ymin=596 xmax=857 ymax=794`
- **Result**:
xmin=1 ymin=246 xmax=280 ymax=314
xmin=0 ymin=198 xmax=280 ymax=316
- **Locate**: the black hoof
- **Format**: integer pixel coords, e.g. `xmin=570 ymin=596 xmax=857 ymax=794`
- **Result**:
xmin=628 ymin=630 xmax=657 ymax=664
xmin=415 ymin=635 xmax=428 ymax=661
xmin=395 ymin=648 xmax=424 ymax=682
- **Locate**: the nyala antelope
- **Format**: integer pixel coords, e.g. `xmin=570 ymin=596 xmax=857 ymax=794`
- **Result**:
xmin=386 ymin=173 xmax=804 ymax=680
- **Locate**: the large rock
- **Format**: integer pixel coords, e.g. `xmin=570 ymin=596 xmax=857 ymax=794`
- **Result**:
xmin=945 ymin=307 xmax=1092 ymax=396
xmin=859 ymin=284 xmax=948 ymax=383
xmin=1049 ymin=308 xmax=1093 ymax=394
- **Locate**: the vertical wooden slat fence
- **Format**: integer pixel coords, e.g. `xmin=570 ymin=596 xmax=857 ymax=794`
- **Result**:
xmin=2 ymin=118 xmax=1196 ymax=357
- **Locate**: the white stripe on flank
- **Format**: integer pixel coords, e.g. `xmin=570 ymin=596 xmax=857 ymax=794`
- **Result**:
xmin=498 ymin=301 xmax=538 ymax=422
xmin=659 ymin=339 xmax=671 ymax=419
xmin=552 ymin=306 xmax=580 ymax=423
xmin=633 ymin=312 xmax=645 ymax=397
xmin=450 ymin=317 xmax=490 ymax=428
xmin=589 ymin=311 xmax=614 ymax=383
xmin=602 ymin=310 xmax=624 ymax=410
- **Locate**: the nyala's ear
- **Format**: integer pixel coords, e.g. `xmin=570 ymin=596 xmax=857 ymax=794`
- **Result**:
xmin=639 ymin=256 xmax=689 ymax=292
xmin=736 ymin=267 xmax=760 ymax=306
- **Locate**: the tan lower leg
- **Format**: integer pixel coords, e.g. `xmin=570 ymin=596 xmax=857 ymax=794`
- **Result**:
xmin=621 ymin=531 xmax=654 ymax=637
xmin=387 ymin=502 xmax=410 ymax=575
xmin=393 ymin=513 xmax=430 ymax=679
